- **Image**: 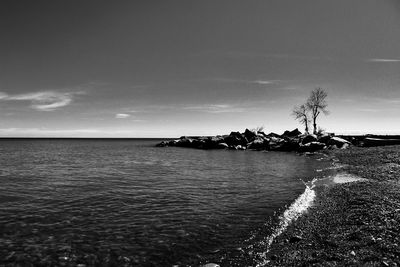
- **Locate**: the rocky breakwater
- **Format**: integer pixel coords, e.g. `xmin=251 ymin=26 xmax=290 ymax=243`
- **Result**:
xmin=156 ymin=128 xmax=351 ymax=153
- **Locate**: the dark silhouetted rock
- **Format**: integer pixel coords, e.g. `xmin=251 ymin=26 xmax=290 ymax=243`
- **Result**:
xmin=278 ymin=139 xmax=300 ymax=151
xmin=318 ymin=133 xmax=333 ymax=145
xmin=283 ymin=128 xmax=302 ymax=137
xmin=224 ymin=132 xmax=248 ymax=146
xmin=302 ymin=134 xmax=318 ymax=144
xmin=216 ymin=142 xmax=229 ymax=149
xmin=247 ymin=137 xmax=269 ymax=150
xmin=269 ymin=137 xmax=287 ymax=151
xmin=266 ymin=132 xmax=282 ymax=138
xmin=244 ymin=128 xmax=257 ymax=142
xmin=156 ymin=141 xmax=169 ymax=147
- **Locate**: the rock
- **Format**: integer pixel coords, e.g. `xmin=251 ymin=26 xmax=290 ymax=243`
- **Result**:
xmin=257 ymin=131 xmax=268 ymax=137
xmin=298 ymin=141 xmax=326 ymax=152
xmin=175 ymin=137 xmax=194 ymax=147
xmin=216 ymin=142 xmax=229 ymax=149
xmin=235 ymin=145 xmax=246 ymax=150
xmin=278 ymin=139 xmax=300 ymax=151
xmin=328 ymin=136 xmax=351 ymax=148
xmin=282 ymin=128 xmax=302 ymax=137
xmin=210 ymin=135 xmax=224 ymax=143
xmin=341 ymin=143 xmax=350 ymax=149
xmin=318 ymin=133 xmax=333 ymax=144
xmin=269 ymin=137 xmax=287 ymax=151
xmin=302 ymin=134 xmax=318 ymax=144
xmin=244 ymin=128 xmax=257 ymax=142
xmin=156 ymin=141 xmax=169 ymax=147
xmin=266 ymin=132 xmax=282 ymax=138
xmin=247 ymin=137 xmax=269 ymax=150
xmin=224 ymin=132 xmax=248 ymax=146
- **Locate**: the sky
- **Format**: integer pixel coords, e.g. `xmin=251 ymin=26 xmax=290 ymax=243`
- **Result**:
xmin=0 ymin=0 xmax=399 ymax=137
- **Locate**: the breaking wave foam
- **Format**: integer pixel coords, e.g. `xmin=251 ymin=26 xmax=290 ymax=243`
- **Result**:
xmin=254 ymin=178 xmax=317 ymax=266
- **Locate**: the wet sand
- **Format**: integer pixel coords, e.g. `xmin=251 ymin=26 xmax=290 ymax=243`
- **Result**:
xmin=266 ymin=145 xmax=400 ymax=266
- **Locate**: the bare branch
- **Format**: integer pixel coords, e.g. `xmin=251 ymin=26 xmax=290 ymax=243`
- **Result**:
xmin=306 ymin=87 xmax=329 ymax=134
xmin=292 ymin=104 xmax=310 ymax=133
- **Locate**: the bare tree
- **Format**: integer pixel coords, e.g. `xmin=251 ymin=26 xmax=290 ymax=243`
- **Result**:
xmin=292 ymin=104 xmax=310 ymax=133
xmin=306 ymin=87 xmax=329 ymax=134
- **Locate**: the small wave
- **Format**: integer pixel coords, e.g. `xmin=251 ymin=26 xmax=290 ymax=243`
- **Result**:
xmin=253 ymin=179 xmax=317 ymax=266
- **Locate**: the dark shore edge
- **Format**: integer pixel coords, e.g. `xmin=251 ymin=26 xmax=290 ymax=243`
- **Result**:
xmin=264 ymin=145 xmax=400 ymax=266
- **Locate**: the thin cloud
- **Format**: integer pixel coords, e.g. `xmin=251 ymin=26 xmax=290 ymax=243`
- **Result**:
xmin=205 ymin=77 xmax=282 ymax=86
xmin=251 ymin=80 xmax=276 ymax=85
xmin=355 ymin=108 xmax=380 ymax=113
xmin=0 ymin=91 xmax=79 ymax=111
xmin=218 ymin=51 xmax=333 ymax=61
xmin=366 ymin=58 xmax=400 ymax=63
xmin=0 ymin=128 xmax=100 ymax=135
xmin=183 ymin=104 xmax=245 ymax=113
xmin=115 ymin=113 xmax=131 ymax=119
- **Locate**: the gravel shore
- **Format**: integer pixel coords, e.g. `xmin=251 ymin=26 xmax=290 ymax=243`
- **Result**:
xmin=266 ymin=145 xmax=400 ymax=266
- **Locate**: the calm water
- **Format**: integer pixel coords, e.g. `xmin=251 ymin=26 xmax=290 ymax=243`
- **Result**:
xmin=0 ymin=139 xmax=331 ymax=266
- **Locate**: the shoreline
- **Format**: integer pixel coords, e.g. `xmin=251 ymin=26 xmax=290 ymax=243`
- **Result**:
xmin=265 ymin=145 xmax=400 ymax=266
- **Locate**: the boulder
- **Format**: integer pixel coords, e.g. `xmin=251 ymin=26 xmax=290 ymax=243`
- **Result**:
xmin=168 ymin=139 xmax=180 ymax=146
xmin=201 ymin=136 xmax=225 ymax=149
xmin=266 ymin=132 xmax=282 ymax=138
xmin=278 ymin=139 xmax=300 ymax=152
xmin=282 ymin=128 xmax=302 ymax=137
xmin=268 ymin=137 xmax=287 ymax=151
xmin=257 ymin=131 xmax=268 ymax=137
xmin=318 ymin=133 xmax=332 ymax=145
xmin=235 ymin=145 xmax=246 ymax=150
xmin=301 ymin=134 xmax=318 ymax=144
xmin=298 ymin=141 xmax=326 ymax=152
xmin=244 ymin=128 xmax=257 ymax=142
xmin=327 ymin=137 xmax=351 ymax=148
xmin=175 ymin=137 xmax=194 ymax=147
xmin=224 ymin=132 xmax=248 ymax=146
xmin=216 ymin=142 xmax=229 ymax=149
xmin=156 ymin=141 xmax=169 ymax=147
xmin=247 ymin=137 xmax=269 ymax=150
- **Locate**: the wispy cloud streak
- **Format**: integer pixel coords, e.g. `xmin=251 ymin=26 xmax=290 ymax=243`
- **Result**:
xmin=366 ymin=58 xmax=400 ymax=63
xmin=0 ymin=91 xmax=81 ymax=111
xmin=183 ymin=104 xmax=245 ymax=113
xmin=115 ymin=113 xmax=131 ymax=119
xmin=251 ymin=80 xmax=276 ymax=85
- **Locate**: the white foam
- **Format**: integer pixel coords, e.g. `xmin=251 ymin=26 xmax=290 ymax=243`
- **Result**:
xmin=252 ymin=172 xmax=367 ymax=266
xmin=253 ymin=179 xmax=317 ymax=266
xmin=332 ymin=173 xmax=367 ymax=184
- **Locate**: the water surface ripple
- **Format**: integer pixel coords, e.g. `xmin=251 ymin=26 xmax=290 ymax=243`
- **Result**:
xmin=0 ymin=139 xmax=330 ymax=266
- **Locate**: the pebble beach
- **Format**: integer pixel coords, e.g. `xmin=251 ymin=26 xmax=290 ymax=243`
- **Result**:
xmin=266 ymin=145 xmax=400 ymax=266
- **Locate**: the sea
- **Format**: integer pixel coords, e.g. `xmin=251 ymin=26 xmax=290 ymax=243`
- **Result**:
xmin=0 ymin=139 xmax=335 ymax=266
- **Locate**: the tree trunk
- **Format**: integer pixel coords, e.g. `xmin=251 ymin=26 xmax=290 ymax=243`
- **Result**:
xmin=313 ymin=118 xmax=317 ymax=134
